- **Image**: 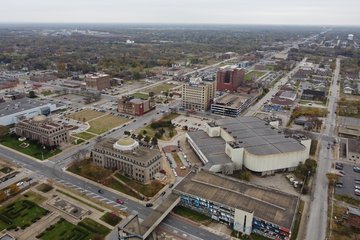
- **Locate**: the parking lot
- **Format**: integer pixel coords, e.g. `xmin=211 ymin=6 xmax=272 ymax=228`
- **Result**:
xmin=335 ymin=162 xmax=360 ymax=199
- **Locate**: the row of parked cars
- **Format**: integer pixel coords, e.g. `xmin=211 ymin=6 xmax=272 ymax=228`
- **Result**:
xmin=335 ymin=162 xmax=360 ymax=196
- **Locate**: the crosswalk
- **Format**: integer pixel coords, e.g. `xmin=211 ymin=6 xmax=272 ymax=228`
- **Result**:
xmin=54 ymin=178 xmax=127 ymax=211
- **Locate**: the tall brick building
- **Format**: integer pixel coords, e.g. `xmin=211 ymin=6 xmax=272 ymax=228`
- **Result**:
xmin=118 ymin=96 xmax=154 ymax=116
xmin=216 ymin=67 xmax=245 ymax=92
xmin=85 ymin=73 xmax=111 ymax=91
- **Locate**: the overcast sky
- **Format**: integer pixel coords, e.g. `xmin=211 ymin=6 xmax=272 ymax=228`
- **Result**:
xmin=1 ymin=0 xmax=359 ymax=26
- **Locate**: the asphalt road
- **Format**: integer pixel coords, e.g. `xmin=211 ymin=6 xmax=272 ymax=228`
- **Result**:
xmin=244 ymin=57 xmax=308 ymax=117
xmin=305 ymin=57 xmax=340 ymax=240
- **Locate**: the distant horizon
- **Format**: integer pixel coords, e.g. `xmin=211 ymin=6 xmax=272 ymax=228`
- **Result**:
xmin=1 ymin=0 xmax=359 ymax=27
xmin=0 ymin=22 xmax=359 ymax=28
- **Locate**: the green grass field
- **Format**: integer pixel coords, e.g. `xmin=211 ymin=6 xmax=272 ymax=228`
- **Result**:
xmin=68 ymin=109 xmax=105 ymax=122
xmin=143 ymin=83 xmax=176 ymax=95
xmin=0 ymin=200 xmax=48 ymax=231
xmin=114 ymin=173 xmax=164 ymax=197
xmin=39 ymin=217 xmax=110 ymax=240
xmin=73 ymin=131 xmax=98 ymax=140
xmin=0 ymin=135 xmax=61 ymax=160
xmin=106 ymin=178 xmax=143 ymax=200
xmin=245 ymin=71 xmax=267 ymax=81
xmin=100 ymin=212 xmax=122 ymax=226
xmin=87 ymin=114 xmax=129 ymax=134
xmin=132 ymin=92 xmax=149 ymax=99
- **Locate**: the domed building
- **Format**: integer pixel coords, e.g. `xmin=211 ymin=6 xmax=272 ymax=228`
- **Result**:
xmin=15 ymin=115 xmax=70 ymax=148
xmin=92 ymin=137 xmax=162 ymax=184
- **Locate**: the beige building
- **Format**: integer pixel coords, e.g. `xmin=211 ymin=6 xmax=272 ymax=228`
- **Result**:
xmin=92 ymin=137 xmax=162 ymax=184
xmin=85 ymin=73 xmax=111 ymax=91
xmin=15 ymin=115 xmax=70 ymax=147
xmin=181 ymin=77 xmax=216 ymax=111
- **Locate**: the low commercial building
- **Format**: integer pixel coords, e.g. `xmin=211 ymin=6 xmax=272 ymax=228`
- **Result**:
xmin=187 ymin=117 xmax=311 ymax=176
xmin=174 ymin=169 xmax=299 ymax=239
xmin=181 ymin=78 xmax=216 ymax=111
xmin=118 ymin=96 xmax=154 ymax=116
xmin=338 ymin=117 xmax=360 ymax=139
xmin=92 ymin=137 xmax=162 ymax=184
xmin=15 ymin=115 xmax=70 ymax=147
xmin=0 ymin=98 xmax=57 ymax=126
xmin=301 ymin=89 xmax=325 ymax=101
xmin=85 ymin=73 xmax=111 ymax=91
xmin=211 ymin=93 xmax=253 ymax=117
xmin=279 ymin=91 xmax=297 ymax=101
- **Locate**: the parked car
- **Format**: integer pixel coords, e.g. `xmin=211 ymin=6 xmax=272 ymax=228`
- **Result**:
xmin=354 ymin=167 xmax=360 ymax=173
xmin=98 ymin=189 xmax=104 ymax=194
xmin=335 ymin=182 xmax=343 ymax=188
xmin=145 ymin=203 xmax=153 ymax=207
xmin=116 ymin=199 xmax=124 ymax=204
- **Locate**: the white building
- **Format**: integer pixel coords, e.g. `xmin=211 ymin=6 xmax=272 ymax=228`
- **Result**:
xmin=348 ymin=34 xmax=354 ymax=41
xmin=187 ymin=117 xmax=311 ymax=176
xmin=0 ymin=98 xmax=57 ymax=126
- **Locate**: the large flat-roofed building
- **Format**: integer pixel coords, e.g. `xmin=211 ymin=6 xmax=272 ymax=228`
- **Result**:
xmin=216 ymin=66 xmax=245 ymax=92
xmin=347 ymin=139 xmax=360 ymax=163
xmin=15 ymin=115 xmax=70 ymax=147
xmin=186 ymin=117 xmax=311 ymax=175
xmin=211 ymin=93 xmax=252 ymax=117
xmin=174 ymin=170 xmax=299 ymax=239
xmin=118 ymin=96 xmax=154 ymax=116
xmin=92 ymin=137 xmax=162 ymax=184
xmin=0 ymin=98 xmax=57 ymax=126
xmin=181 ymin=78 xmax=216 ymax=111
xmin=85 ymin=73 xmax=111 ymax=91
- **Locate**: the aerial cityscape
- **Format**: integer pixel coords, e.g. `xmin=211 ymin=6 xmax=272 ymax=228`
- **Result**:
xmin=0 ymin=1 xmax=359 ymax=240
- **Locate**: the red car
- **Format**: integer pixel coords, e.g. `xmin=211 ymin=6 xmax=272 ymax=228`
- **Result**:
xmin=116 ymin=199 xmax=124 ymax=204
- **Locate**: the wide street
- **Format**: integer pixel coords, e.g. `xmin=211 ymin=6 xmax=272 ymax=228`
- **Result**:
xmin=305 ymin=57 xmax=340 ymax=240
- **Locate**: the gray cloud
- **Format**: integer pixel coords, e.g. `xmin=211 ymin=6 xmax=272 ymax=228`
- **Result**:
xmin=0 ymin=0 xmax=359 ymax=25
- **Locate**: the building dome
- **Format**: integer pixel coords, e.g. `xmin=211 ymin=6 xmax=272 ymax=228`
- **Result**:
xmin=113 ymin=137 xmax=139 ymax=151
xmin=32 ymin=115 xmax=47 ymax=122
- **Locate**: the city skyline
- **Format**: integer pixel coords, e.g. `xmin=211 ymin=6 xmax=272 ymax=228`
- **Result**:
xmin=1 ymin=0 xmax=360 ymax=26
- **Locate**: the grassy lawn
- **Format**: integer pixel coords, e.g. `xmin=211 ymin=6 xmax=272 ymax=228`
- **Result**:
xmin=114 ymin=173 xmax=164 ymax=197
xmin=106 ymin=177 xmax=143 ymax=200
xmin=100 ymin=212 xmax=122 ymax=226
xmin=172 ymin=152 xmax=183 ymax=167
xmin=143 ymin=83 xmax=175 ymax=95
xmin=132 ymin=92 xmax=149 ymax=99
xmin=290 ymin=200 xmax=304 ymax=240
xmin=36 ymin=183 xmax=53 ymax=193
xmin=136 ymin=113 xmax=179 ymax=140
xmin=39 ymin=218 xmax=99 ymax=240
xmin=68 ymin=109 xmax=105 ymax=122
xmin=173 ymin=206 xmax=211 ymax=224
xmin=335 ymin=194 xmax=360 ymax=206
xmin=19 ymin=191 xmax=47 ymax=204
xmin=55 ymin=189 xmax=104 ymax=212
xmin=245 ymin=71 xmax=266 ymax=81
xmin=79 ymin=218 xmax=110 ymax=236
xmin=87 ymin=114 xmax=129 ymax=134
xmin=73 ymin=131 xmax=98 ymax=140
xmin=68 ymin=158 xmax=112 ymax=183
xmin=0 ymin=200 xmax=49 ymax=231
xmin=0 ymin=135 xmax=61 ymax=160
xmin=0 ymin=166 xmax=13 ymax=174
xmin=329 ymin=203 xmax=360 ymax=240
